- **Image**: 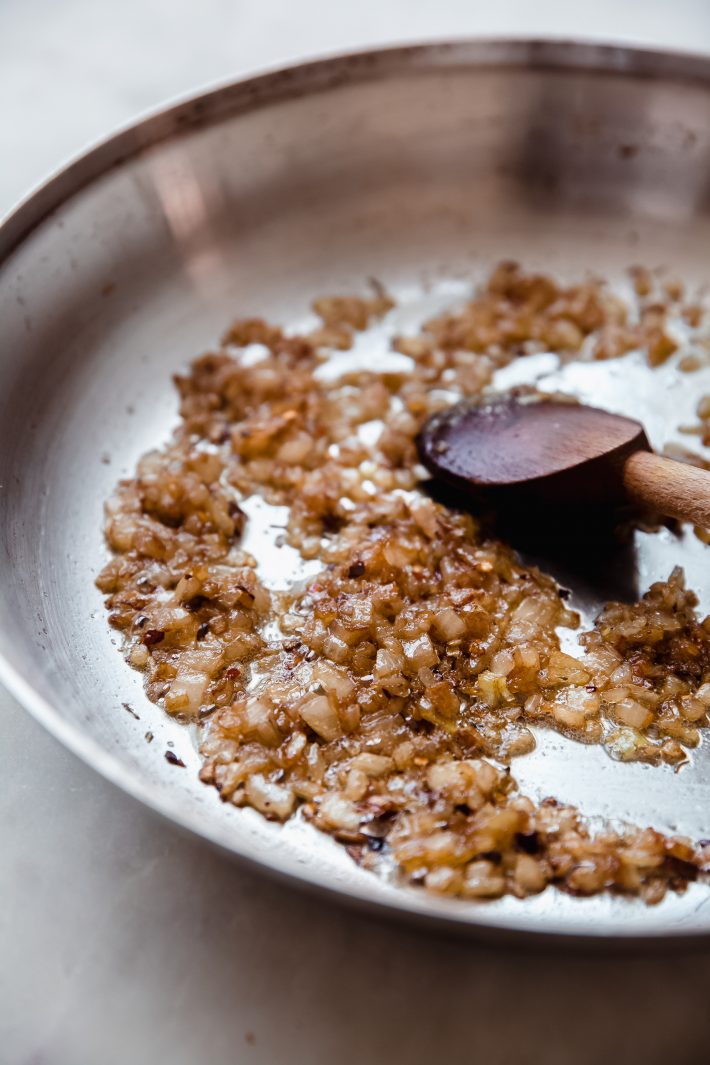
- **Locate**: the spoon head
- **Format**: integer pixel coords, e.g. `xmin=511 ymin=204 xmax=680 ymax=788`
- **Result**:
xmin=417 ymin=396 xmax=649 ymax=502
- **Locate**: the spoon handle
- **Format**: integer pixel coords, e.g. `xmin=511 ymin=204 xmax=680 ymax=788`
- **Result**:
xmin=623 ymin=450 xmax=710 ymax=528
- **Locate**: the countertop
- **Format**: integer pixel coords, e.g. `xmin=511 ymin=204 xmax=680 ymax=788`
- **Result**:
xmin=3 ymin=3 xmax=710 ymax=1063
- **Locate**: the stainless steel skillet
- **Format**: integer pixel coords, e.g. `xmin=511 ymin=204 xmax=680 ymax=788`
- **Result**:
xmin=2 ymin=39 xmax=710 ymax=944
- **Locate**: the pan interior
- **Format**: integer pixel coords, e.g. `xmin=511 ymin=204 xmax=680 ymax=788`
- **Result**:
xmin=2 ymin=45 xmax=710 ymax=938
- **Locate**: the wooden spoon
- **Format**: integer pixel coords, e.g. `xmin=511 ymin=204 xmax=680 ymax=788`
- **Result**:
xmin=417 ymin=396 xmax=710 ymax=528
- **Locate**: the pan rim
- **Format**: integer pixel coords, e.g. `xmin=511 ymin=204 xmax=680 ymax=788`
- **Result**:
xmin=3 ymin=37 xmax=710 ymax=944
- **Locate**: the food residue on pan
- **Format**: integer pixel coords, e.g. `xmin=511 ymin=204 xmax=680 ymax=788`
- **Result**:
xmin=97 ymin=263 xmax=710 ymax=903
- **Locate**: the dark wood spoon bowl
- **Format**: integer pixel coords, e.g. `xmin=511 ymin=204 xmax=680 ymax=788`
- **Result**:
xmin=417 ymin=397 xmax=710 ymax=527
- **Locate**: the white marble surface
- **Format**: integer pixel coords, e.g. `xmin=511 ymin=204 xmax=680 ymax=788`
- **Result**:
xmin=4 ymin=3 xmax=710 ymax=1063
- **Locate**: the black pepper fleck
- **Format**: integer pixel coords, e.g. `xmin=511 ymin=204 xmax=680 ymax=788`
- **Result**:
xmin=142 ymin=629 xmax=164 ymax=647
xmin=165 ymin=751 xmax=186 ymax=767
xmin=516 ymin=831 xmax=541 ymax=855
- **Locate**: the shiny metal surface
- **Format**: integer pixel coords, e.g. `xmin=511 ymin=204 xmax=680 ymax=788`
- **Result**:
xmin=2 ymin=40 xmax=710 ymax=942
